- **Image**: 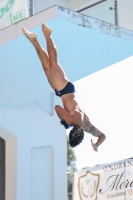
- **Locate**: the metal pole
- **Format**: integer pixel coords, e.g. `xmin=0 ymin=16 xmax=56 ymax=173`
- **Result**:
xmin=115 ymin=0 xmax=119 ymax=26
xmin=29 ymin=0 xmax=34 ymax=16
xmin=72 ymin=172 xmax=74 ymax=200
xmin=78 ymin=0 xmax=108 ymax=12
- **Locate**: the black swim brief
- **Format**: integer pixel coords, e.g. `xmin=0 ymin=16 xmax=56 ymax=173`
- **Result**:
xmin=55 ymin=82 xmax=75 ymax=97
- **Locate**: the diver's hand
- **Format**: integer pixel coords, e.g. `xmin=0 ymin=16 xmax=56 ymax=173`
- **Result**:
xmin=91 ymin=139 xmax=98 ymax=152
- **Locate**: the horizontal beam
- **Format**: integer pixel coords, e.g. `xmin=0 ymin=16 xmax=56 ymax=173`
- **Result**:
xmin=77 ymin=0 xmax=109 ymax=12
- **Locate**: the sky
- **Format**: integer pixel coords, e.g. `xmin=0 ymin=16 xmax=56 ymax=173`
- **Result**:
xmin=67 ymin=56 xmax=133 ymax=171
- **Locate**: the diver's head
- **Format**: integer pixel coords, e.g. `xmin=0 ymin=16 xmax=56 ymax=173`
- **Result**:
xmin=69 ymin=127 xmax=84 ymax=147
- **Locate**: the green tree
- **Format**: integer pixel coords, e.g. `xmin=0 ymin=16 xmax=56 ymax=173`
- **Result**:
xmin=67 ymin=137 xmax=76 ymax=200
xmin=67 ymin=137 xmax=76 ymax=172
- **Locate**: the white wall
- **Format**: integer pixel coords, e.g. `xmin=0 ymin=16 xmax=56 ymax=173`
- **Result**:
xmin=33 ymin=0 xmax=68 ymax=14
xmin=68 ymin=0 xmax=133 ymax=31
xmin=68 ymin=0 xmax=96 ymax=11
xmin=0 ymin=93 xmax=67 ymax=200
xmin=118 ymin=0 xmax=133 ymax=31
xmin=31 ymin=146 xmax=54 ymax=200
xmin=80 ymin=0 xmax=115 ymax=25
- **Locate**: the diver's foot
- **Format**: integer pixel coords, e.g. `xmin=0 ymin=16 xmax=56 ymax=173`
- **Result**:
xmin=42 ymin=23 xmax=53 ymax=37
xmin=22 ymin=27 xmax=37 ymax=42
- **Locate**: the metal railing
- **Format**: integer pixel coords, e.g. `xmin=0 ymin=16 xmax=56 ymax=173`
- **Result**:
xmin=78 ymin=0 xmax=119 ymax=26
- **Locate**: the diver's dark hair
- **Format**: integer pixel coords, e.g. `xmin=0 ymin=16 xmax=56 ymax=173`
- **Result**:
xmin=69 ymin=127 xmax=84 ymax=148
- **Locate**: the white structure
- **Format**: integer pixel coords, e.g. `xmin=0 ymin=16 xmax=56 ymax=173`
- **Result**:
xmin=1 ymin=2 xmax=133 ymax=200
xmin=0 ymin=88 xmax=67 ymax=200
xmin=1 ymin=0 xmax=133 ymax=31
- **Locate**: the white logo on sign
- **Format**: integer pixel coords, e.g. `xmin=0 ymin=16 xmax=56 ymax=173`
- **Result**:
xmin=78 ymin=171 xmax=100 ymax=200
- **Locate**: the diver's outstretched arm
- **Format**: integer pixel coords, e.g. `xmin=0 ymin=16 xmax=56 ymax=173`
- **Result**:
xmin=85 ymin=124 xmax=106 ymax=152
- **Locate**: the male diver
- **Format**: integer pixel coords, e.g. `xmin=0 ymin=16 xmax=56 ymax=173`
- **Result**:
xmin=22 ymin=24 xmax=106 ymax=152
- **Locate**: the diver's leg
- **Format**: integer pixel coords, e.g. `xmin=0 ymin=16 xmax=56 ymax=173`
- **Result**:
xmin=42 ymin=23 xmax=59 ymax=66
xmin=22 ymin=27 xmax=50 ymax=77
xmin=41 ymin=24 xmax=68 ymax=90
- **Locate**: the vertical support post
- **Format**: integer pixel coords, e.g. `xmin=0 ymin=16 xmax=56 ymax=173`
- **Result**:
xmin=115 ymin=0 xmax=119 ymax=26
xmin=29 ymin=0 xmax=34 ymax=16
xmin=0 ymin=137 xmax=5 ymax=200
xmin=72 ymin=173 xmax=74 ymax=200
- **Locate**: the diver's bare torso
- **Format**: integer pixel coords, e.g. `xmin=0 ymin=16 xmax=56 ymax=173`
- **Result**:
xmin=61 ymin=93 xmax=91 ymax=130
